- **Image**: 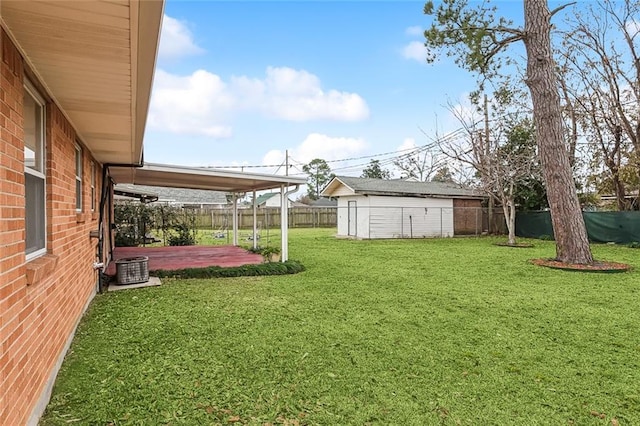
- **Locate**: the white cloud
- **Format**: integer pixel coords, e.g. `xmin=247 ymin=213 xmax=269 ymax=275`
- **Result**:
xmin=148 ymin=69 xmax=234 ymax=138
xmin=448 ymin=93 xmax=485 ymax=128
xmin=397 ymin=137 xmax=417 ymax=152
xmin=262 ymin=133 xmax=367 ymax=167
xmin=262 ymin=150 xmax=288 ymax=169
xmin=158 ymin=15 xmax=204 ymax=60
xmin=401 ymin=41 xmax=427 ymax=62
xmin=405 ymin=26 xmax=423 ymax=37
xmin=625 ymin=19 xmax=640 ymax=34
xmin=149 ymin=67 xmax=369 ymax=137
xmin=232 ymin=67 xmax=369 ymax=121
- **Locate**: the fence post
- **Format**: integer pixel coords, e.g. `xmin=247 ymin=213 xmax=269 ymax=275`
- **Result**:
xmin=226 ymin=208 xmax=230 ymax=244
xmin=265 ymin=208 xmax=270 ymax=243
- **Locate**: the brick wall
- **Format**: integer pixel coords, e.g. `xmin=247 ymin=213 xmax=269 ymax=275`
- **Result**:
xmin=452 ymin=198 xmax=483 ymax=235
xmin=0 ymin=29 xmax=104 ymax=425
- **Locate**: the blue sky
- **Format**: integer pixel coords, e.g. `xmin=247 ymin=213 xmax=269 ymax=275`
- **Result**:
xmin=143 ymin=1 xmax=532 ymax=178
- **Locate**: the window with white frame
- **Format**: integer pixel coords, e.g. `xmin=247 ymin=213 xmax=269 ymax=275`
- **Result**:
xmin=90 ymin=161 xmax=96 ymax=212
xmin=75 ymin=145 xmax=83 ymax=211
xmin=24 ymin=82 xmax=46 ymax=258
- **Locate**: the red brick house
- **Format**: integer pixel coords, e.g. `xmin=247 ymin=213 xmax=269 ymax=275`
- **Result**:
xmin=0 ymin=2 xmax=164 ymax=424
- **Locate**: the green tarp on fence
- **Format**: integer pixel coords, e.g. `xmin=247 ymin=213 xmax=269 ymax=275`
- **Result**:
xmin=516 ymin=211 xmax=640 ymax=244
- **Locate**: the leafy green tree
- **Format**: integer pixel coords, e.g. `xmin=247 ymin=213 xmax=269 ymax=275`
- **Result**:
xmin=114 ymin=203 xmax=199 ymax=247
xmin=361 ymin=160 xmax=391 ymax=179
xmin=423 ymin=0 xmax=593 ymax=264
xmin=515 ymin=177 xmax=548 ymax=211
xmin=303 ymin=158 xmax=333 ymax=200
xmin=114 ymin=202 xmax=155 ymax=247
xmin=503 ymin=119 xmax=548 ymax=211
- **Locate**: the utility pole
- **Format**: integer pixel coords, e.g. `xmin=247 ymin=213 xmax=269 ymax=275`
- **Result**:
xmin=484 ymin=94 xmax=493 ymax=234
xmin=285 ymin=150 xmax=289 ymax=176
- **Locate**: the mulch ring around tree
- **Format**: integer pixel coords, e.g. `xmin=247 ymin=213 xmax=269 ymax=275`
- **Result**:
xmin=530 ymin=258 xmax=632 ymax=273
xmin=494 ymin=242 xmax=535 ymax=248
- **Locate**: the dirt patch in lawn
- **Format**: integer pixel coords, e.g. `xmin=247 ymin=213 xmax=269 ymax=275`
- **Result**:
xmin=494 ymin=242 xmax=535 ymax=248
xmin=530 ymin=258 xmax=631 ymax=273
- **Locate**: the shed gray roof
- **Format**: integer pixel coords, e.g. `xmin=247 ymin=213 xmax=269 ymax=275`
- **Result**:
xmin=323 ymin=176 xmax=483 ymax=199
xmin=115 ymin=184 xmax=227 ymax=205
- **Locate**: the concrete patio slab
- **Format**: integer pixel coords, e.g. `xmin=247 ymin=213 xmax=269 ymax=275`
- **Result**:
xmin=108 ymin=276 xmax=162 ymax=292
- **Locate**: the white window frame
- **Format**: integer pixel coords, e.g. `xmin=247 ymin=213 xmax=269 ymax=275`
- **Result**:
xmin=24 ymin=80 xmax=46 ymax=261
xmin=75 ymin=144 xmax=83 ymax=212
xmin=90 ymin=161 xmax=96 ymax=212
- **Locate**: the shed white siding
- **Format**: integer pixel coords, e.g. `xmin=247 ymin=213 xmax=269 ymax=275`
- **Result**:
xmin=256 ymin=193 xmax=292 ymax=208
xmin=336 ymin=197 xmax=349 ymax=237
xmin=264 ymin=196 xmax=292 ymax=208
xmin=336 ymin=194 xmax=453 ymax=239
xmin=368 ymin=196 xmax=453 ymax=238
xmin=336 ymin=195 xmax=370 ymax=238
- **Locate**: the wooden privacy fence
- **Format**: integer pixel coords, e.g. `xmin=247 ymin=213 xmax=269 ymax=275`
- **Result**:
xmin=339 ymin=206 xmax=505 ymax=237
xmin=194 ymin=207 xmax=337 ymax=230
xmin=191 ymin=206 xmax=507 ymax=234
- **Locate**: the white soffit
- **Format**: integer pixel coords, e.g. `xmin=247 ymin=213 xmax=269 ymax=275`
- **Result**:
xmin=109 ymin=163 xmax=307 ymax=193
xmin=1 ymin=0 xmax=163 ymax=164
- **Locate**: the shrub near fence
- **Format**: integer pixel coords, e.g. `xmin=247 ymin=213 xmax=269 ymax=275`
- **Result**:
xmin=516 ymin=210 xmax=640 ymax=244
xmin=195 ymin=207 xmax=338 ymax=230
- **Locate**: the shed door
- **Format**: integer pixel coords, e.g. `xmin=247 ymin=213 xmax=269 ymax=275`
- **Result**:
xmin=348 ymin=201 xmax=357 ymax=236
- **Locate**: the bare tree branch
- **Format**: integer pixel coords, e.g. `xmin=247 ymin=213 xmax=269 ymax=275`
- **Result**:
xmin=549 ymin=2 xmax=577 ymax=18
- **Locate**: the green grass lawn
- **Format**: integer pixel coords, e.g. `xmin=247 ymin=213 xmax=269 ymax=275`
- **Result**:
xmin=196 ymin=228 xmax=284 ymax=250
xmin=41 ymin=230 xmax=640 ymax=425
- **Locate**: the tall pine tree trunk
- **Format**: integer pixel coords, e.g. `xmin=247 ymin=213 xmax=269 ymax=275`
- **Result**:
xmin=523 ymin=0 xmax=593 ymax=263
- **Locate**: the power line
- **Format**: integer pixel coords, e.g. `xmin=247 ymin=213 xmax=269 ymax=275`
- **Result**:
xmin=200 ymin=125 xmax=470 ymax=173
xmin=319 ymin=144 xmax=434 ymax=164
xmin=204 ymin=143 xmax=430 ymax=171
xmin=324 ymin=127 xmax=469 ymax=175
xmin=204 ymin=163 xmax=283 ymax=170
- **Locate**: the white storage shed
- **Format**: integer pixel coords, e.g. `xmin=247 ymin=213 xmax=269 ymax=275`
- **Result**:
xmin=321 ymin=176 xmax=484 ymax=239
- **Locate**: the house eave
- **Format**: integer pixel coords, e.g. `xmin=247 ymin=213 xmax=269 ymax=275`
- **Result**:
xmin=109 ymin=162 xmax=307 ymax=193
xmin=0 ymin=0 xmax=164 ymax=165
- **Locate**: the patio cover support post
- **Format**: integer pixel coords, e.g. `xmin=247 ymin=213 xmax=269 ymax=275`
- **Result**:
xmin=232 ymin=192 xmax=238 ymax=246
xmin=280 ymin=185 xmax=289 ymax=262
xmin=252 ymin=189 xmax=257 ymax=250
